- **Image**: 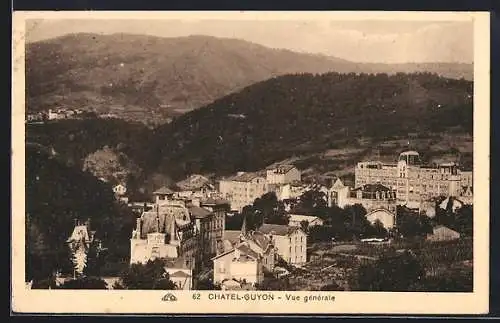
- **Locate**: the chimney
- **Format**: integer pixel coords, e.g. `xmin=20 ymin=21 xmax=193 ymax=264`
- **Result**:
xmin=136 ymin=218 xmax=142 ymax=237
xmin=191 ymin=198 xmax=200 ymax=207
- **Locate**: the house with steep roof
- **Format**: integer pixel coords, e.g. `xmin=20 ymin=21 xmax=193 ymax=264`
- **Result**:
xmin=327 ymin=178 xmax=351 ymax=208
xmin=153 ymin=186 xmax=175 ymax=204
xmin=174 ymin=174 xmax=216 ymax=200
xmin=66 ymin=219 xmax=102 ymax=276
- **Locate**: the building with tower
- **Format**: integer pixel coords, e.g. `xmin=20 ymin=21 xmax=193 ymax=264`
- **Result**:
xmin=354 ymin=150 xmax=472 ymax=209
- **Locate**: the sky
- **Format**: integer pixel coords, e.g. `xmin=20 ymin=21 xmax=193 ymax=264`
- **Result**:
xmin=25 ymin=19 xmax=474 ymax=64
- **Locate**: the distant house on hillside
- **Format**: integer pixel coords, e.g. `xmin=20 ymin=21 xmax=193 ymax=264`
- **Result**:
xmin=174 ymin=174 xmax=215 ymax=200
xmin=427 ymin=225 xmax=460 ymax=242
xmin=266 ymin=164 xmax=301 ymax=185
xmin=112 ymin=183 xmax=127 ymax=196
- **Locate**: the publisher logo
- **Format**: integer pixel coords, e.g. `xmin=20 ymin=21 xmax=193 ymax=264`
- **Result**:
xmin=161 ymin=293 xmax=178 ymax=302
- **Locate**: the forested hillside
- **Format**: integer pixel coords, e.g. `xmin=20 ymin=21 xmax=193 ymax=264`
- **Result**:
xmin=151 ymin=72 xmax=473 ymax=178
xmin=27 ymin=72 xmax=473 ymax=183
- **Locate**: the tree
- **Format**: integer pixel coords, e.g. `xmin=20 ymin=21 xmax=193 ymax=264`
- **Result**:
xmin=413 ymin=266 xmax=473 ymax=292
xmin=354 ymin=251 xmax=425 ymax=291
xmin=369 ymin=219 xmax=388 ymax=238
xmin=57 ymin=277 xmax=108 ymax=289
xmin=196 ymin=278 xmax=221 ymax=290
xmin=83 ymin=241 xmax=104 ymax=277
xmin=454 ymin=205 xmax=473 ymax=236
xmin=118 ymin=259 xmax=176 ymax=290
xmin=295 ymin=190 xmax=328 ymax=218
xmin=320 ymin=281 xmax=344 ymax=291
xmin=253 ymin=192 xmax=289 ymax=225
xmin=343 ymin=204 xmax=371 ymax=239
xmin=299 ymin=220 xmax=309 ymax=233
xmin=396 ymin=206 xmax=433 ymax=238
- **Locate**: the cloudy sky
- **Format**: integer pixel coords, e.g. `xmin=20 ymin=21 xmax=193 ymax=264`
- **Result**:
xmin=25 ymin=19 xmax=473 ymax=64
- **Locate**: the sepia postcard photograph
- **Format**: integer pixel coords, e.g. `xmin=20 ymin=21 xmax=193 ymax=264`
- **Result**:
xmin=11 ymin=10 xmax=490 ymax=315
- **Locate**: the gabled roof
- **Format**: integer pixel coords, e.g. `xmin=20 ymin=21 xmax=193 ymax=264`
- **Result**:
xmin=247 ymin=231 xmax=273 ymax=252
xmin=188 ymin=205 xmax=213 ymax=219
xmin=67 ymin=225 xmax=91 ymax=243
xmin=168 ymin=270 xmax=192 ymax=278
xmin=331 ymin=178 xmax=346 ymax=190
xmin=259 ymin=223 xmax=302 ymax=236
xmin=235 ymin=243 xmax=260 ymax=260
xmin=153 ymin=186 xmax=175 ymax=195
xmin=366 ymin=208 xmax=396 ymax=217
xmin=433 ymin=225 xmax=459 ymax=234
xmin=175 ymin=174 xmax=212 ymax=191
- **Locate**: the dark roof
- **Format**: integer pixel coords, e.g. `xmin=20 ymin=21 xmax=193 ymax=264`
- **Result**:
xmin=353 ymin=183 xmax=392 ymax=193
xmin=225 ymin=171 xmax=266 ymax=182
xmin=175 ymin=174 xmax=212 ymax=191
xmin=258 ymin=224 xmax=300 ymax=236
xmin=236 ymin=243 xmax=260 ymax=259
xmin=265 ymin=164 xmax=296 ymax=172
xmin=248 ymin=231 xmax=273 ymax=251
xmin=188 ymin=206 xmax=213 ymax=219
xmin=201 ymin=197 xmax=230 ymax=206
xmin=169 ymin=270 xmax=191 ymax=278
xmin=224 ymin=230 xmax=242 ymax=243
xmin=153 ymin=186 xmax=175 ymax=195
xmin=433 ymin=225 xmax=459 ymax=233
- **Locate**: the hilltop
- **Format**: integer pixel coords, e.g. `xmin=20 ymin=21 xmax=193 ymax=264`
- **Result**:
xmin=26 ymin=33 xmax=473 ymax=124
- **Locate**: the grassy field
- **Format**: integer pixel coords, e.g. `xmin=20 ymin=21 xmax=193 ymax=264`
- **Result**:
xmin=286 ymin=237 xmax=473 ymax=291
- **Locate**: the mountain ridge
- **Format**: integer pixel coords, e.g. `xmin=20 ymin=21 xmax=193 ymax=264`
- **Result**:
xmin=26 ymin=33 xmax=473 ymax=125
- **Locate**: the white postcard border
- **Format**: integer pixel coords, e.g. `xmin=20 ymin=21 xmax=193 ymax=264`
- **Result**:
xmin=11 ymin=10 xmax=490 ymax=315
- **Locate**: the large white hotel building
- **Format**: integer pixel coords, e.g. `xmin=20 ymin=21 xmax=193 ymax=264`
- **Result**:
xmin=355 ymin=150 xmax=473 ymax=208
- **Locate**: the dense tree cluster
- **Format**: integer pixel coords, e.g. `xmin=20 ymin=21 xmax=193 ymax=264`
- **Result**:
xmin=112 ymin=259 xmax=176 ymax=290
xmin=26 ymin=146 xmax=135 ymax=285
xmin=351 ymin=248 xmax=473 ymax=292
